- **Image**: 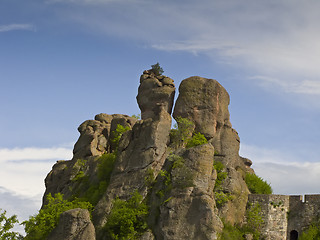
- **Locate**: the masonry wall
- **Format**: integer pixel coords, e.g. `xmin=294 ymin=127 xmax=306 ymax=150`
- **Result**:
xmin=287 ymin=194 xmax=320 ymax=239
xmin=248 ymin=194 xmax=320 ymax=240
xmin=248 ymin=194 xmax=289 ymax=240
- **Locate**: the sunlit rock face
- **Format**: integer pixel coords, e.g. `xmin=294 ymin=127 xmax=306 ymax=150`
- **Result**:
xmin=41 ymin=71 xmax=257 ymax=240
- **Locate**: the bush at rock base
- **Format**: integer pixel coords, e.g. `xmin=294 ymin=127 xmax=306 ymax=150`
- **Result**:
xmin=23 ymin=193 xmax=92 ymax=240
xmin=104 ymin=191 xmax=149 ymax=240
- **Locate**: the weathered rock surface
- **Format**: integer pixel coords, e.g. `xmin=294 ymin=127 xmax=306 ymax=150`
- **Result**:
xmin=47 ymin=208 xmax=96 ymax=240
xmin=173 ymin=76 xmax=250 ymax=224
xmin=137 ymin=69 xmax=175 ymax=120
xmin=150 ymin=144 xmax=223 ymax=240
xmin=93 ymin=73 xmax=175 ymax=232
xmin=40 ymin=70 xmax=258 ymax=240
xmin=73 ymin=113 xmax=137 ymax=159
xmin=43 ymin=113 xmax=137 ymax=205
xmin=173 ymin=76 xmax=231 ymax=140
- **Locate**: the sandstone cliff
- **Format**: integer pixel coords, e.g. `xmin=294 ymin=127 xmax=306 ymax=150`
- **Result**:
xmin=41 ymin=69 xmax=256 ymax=240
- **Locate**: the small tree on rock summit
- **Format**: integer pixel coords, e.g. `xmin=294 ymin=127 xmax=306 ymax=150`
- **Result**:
xmin=151 ymin=62 xmax=164 ymax=76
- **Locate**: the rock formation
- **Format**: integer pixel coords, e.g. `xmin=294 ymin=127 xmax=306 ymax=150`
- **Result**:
xmin=39 ymin=69 xmax=257 ymax=240
xmin=47 ymin=208 xmax=96 ymax=240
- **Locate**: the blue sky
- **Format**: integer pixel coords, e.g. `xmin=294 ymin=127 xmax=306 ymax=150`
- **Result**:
xmin=1 ymin=0 xmax=320 ymax=230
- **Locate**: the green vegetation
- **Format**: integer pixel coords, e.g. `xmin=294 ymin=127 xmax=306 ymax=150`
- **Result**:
xmin=0 ymin=209 xmax=22 ymax=240
xmin=186 ymin=132 xmax=208 ymax=148
xmin=131 ymin=114 xmax=141 ymax=120
xmin=300 ymin=218 xmax=320 ymax=240
xmin=104 ymin=191 xmax=148 ymax=240
xmin=244 ymin=203 xmax=264 ymax=239
xmin=110 ymin=124 xmax=131 ymax=151
xmin=170 ymin=117 xmax=207 ymax=149
xmin=213 ymin=161 xmax=232 ymax=208
xmin=170 ymin=117 xmax=194 ymax=148
xmin=245 ymin=173 xmax=272 ymax=194
xmin=23 ymin=193 xmax=92 ymax=240
xmin=151 ymin=62 xmax=164 ymax=76
xmin=144 ymin=168 xmax=155 ymax=188
xmin=218 ymin=222 xmax=244 ymax=240
xmin=70 ymin=152 xmax=116 ymax=206
xmin=218 ymin=203 xmax=264 ymax=240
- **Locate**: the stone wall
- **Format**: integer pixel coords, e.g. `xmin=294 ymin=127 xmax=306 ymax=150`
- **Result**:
xmin=248 ymin=194 xmax=289 ymax=240
xmin=248 ymin=194 xmax=320 ymax=240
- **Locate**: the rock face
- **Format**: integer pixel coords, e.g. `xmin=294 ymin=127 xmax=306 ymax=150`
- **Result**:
xmin=93 ymin=71 xmax=175 ymax=232
xmin=47 ymin=208 xmax=96 ymax=240
xmin=173 ymin=76 xmax=250 ymax=224
xmin=137 ymin=69 xmax=175 ymax=120
xmin=39 ymin=71 xmax=256 ymax=240
xmin=150 ymin=144 xmax=223 ymax=240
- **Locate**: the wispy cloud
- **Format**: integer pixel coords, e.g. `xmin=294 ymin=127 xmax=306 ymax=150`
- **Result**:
xmin=240 ymin=144 xmax=320 ymax=195
xmin=0 ymin=24 xmax=36 ymax=33
xmin=48 ymin=0 xmax=320 ymax=100
xmin=0 ymin=147 xmax=72 ymax=162
xmin=249 ymin=76 xmax=320 ymax=95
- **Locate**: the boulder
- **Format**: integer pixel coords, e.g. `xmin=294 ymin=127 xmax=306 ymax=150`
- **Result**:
xmin=47 ymin=208 xmax=95 ymax=240
xmin=173 ymin=76 xmax=231 ymax=140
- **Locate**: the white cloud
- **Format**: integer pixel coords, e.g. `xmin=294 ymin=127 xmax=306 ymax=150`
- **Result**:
xmin=0 ymin=24 xmax=36 ymax=32
xmin=0 ymin=147 xmax=72 ymax=234
xmin=240 ymin=144 xmax=320 ymax=195
xmin=0 ymin=147 xmax=72 ymax=197
xmin=0 ymin=147 xmax=72 ymax=161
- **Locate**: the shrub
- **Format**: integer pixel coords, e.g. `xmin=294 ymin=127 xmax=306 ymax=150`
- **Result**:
xmin=299 ymin=219 xmax=320 ymax=240
xmin=110 ymin=124 xmax=130 ymax=151
xmin=243 ymin=203 xmax=264 ymax=240
xmin=0 ymin=209 xmax=23 ymax=240
xmin=104 ymin=191 xmax=148 ymax=239
xmin=78 ymin=152 xmax=116 ymax=205
xmin=215 ymin=192 xmax=234 ymax=208
xmin=218 ymin=222 xmax=244 ymax=240
xmin=170 ymin=117 xmax=194 ymax=148
xmin=213 ymin=161 xmax=228 ymax=191
xmin=245 ymin=173 xmax=272 ymax=194
xmin=23 ymin=193 xmax=92 ymax=240
xmin=186 ymin=132 xmax=208 ymax=148
xmin=151 ymin=62 xmax=164 ymax=75
xmin=213 ymin=161 xmax=232 ymax=208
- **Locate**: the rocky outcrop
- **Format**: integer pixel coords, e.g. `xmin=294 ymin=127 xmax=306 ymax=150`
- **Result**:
xmin=93 ymin=71 xmax=175 ymax=232
xmin=47 ymin=208 xmax=96 ymax=240
xmin=150 ymin=144 xmax=223 ymax=240
xmin=137 ymin=69 xmax=175 ymax=120
xmin=173 ymin=76 xmax=250 ymax=224
xmin=39 ymin=70 xmax=258 ymax=240
xmin=173 ymin=76 xmax=231 ymax=140
xmin=73 ymin=113 xmax=137 ymax=159
xmin=43 ymin=113 xmax=137 ymax=204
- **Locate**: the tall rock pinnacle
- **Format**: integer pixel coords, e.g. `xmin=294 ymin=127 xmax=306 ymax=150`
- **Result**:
xmin=137 ymin=69 xmax=175 ymax=120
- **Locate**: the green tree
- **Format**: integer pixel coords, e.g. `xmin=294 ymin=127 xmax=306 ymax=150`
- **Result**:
xmin=151 ymin=62 xmax=164 ymax=75
xmin=0 ymin=209 xmax=22 ymax=240
xmin=23 ymin=193 xmax=92 ymax=240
